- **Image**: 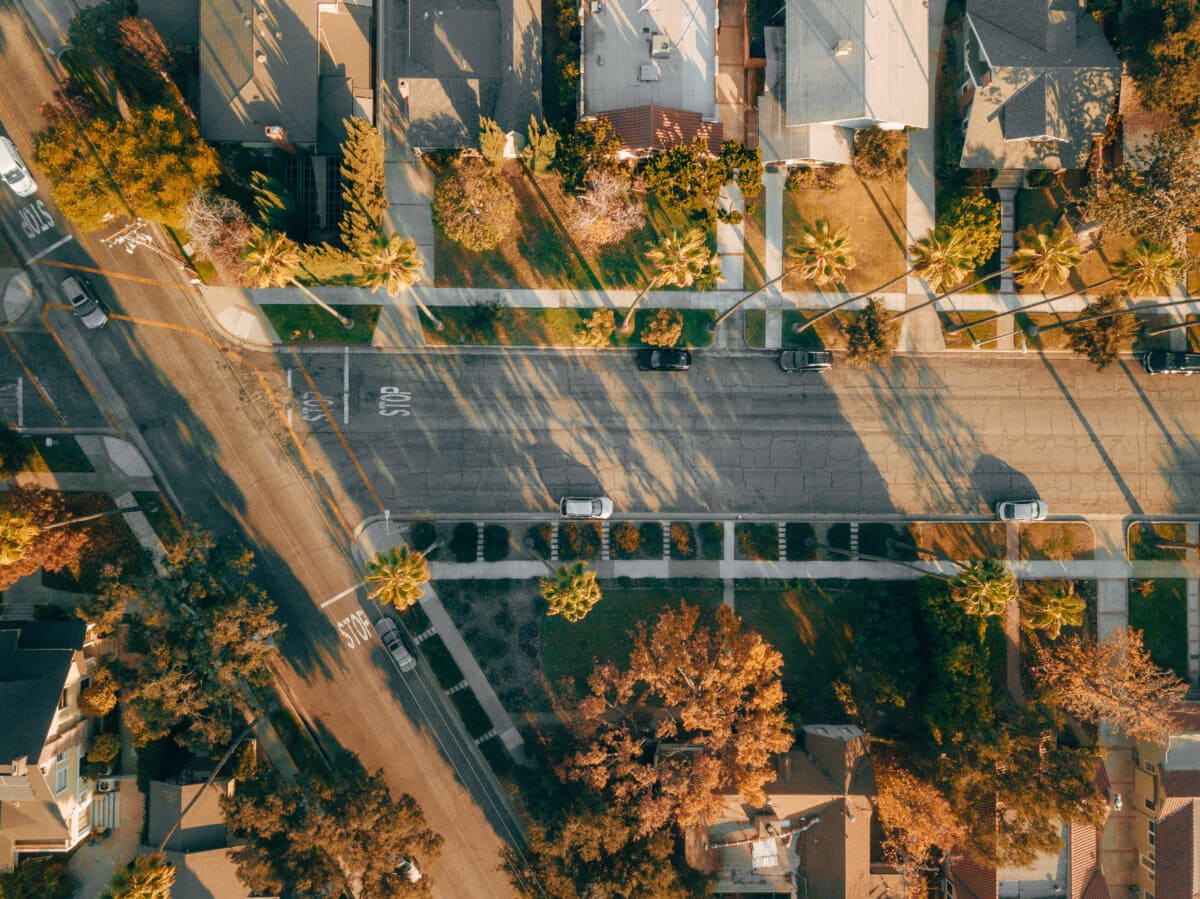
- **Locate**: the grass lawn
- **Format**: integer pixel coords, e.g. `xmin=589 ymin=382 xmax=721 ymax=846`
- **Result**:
xmin=782 ymin=172 xmax=907 ymax=294
xmin=1018 ymin=310 xmax=1179 ymax=353
xmin=1129 ymin=579 xmax=1188 ymax=679
xmin=260 ymin=304 xmax=381 ymax=343
xmin=781 ymin=309 xmax=860 ymax=349
xmin=744 ymin=309 xmax=766 ymax=348
xmin=1019 ymin=522 xmax=1094 ymax=560
xmin=30 ymin=436 xmax=94 ymax=473
xmin=433 ymin=162 xmax=713 ymax=289
xmin=1128 ymin=522 xmax=1189 ymax=561
xmin=423 ymin=306 xmax=716 ymax=348
xmin=744 ymin=202 xmax=769 ymax=291
xmin=541 ymin=579 xmax=723 ymax=687
xmin=939 ymin=311 xmax=999 ymax=349
xmin=910 ymin=521 xmax=1006 ymax=561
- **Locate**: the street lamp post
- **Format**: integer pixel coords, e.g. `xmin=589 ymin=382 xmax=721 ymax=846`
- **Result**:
xmin=101 ymin=219 xmax=201 ymax=284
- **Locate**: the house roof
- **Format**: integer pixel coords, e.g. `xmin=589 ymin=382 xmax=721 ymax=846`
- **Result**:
xmin=948 ymin=852 xmax=999 ymax=899
xmin=597 ymin=105 xmax=722 ymax=155
xmin=1162 ymin=768 xmax=1200 ymax=799
xmin=147 ymin=779 xmax=233 ymax=854
xmin=781 ymin=0 xmax=927 ymax=129
xmin=394 ymin=0 xmax=540 ymax=149
xmin=1155 ymin=800 xmax=1198 ymax=899
xmin=1079 ymin=867 xmax=1112 ymax=899
xmin=164 ymin=848 xmax=253 ymax=899
xmin=581 ymin=0 xmax=717 ymax=121
xmin=960 ymin=0 xmax=1119 ymax=170
xmin=317 ymin=1 xmax=374 ymax=154
xmin=0 ymin=622 xmax=85 ymax=766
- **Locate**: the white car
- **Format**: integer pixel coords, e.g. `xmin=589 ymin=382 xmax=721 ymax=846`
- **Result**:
xmin=61 ymin=276 xmax=109 ymax=329
xmin=0 ymin=137 xmax=37 ymax=197
xmin=559 ymin=496 xmax=614 ymax=519
xmin=995 ymin=500 xmax=1048 ymax=522
xmin=373 ymin=618 xmax=416 ymax=672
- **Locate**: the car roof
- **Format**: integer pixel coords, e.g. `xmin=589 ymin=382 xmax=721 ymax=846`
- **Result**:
xmin=374 ymin=617 xmax=398 ymax=635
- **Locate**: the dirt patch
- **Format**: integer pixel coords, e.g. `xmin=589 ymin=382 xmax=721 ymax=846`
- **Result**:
xmin=910 ymin=521 xmax=1006 ymax=561
xmin=1019 ymin=522 xmax=1094 ymax=560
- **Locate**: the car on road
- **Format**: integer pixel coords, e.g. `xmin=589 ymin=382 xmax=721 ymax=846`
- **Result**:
xmin=779 ymin=349 xmax=834 ymax=372
xmin=0 ymin=137 xmax=36 ymax=197
xmin=373 ymin=617 xmax=417 ymax=672
xmin=60 ymin=276 xmax=109 ymax=329
xmin=559 ymin=496 xmax=614 ymax=519
xmin=637 ymin=348 xmax=692 ymax=371
xmin=995 ymin=499 xmax=1048 ymax=521
xmin=1142 ymin=351 xmax=1200 ymax=375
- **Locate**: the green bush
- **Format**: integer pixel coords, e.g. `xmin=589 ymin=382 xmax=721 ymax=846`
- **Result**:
xmin=670 ymin=522 xmax=697 ymax=560
xmin=559 ymin=522 xmax=601 ymax=561
xmin=420 ymin=635 xmax=464 ymax=689
xmin=785 ymin=522 xmax=817 ymax=561
xmin=853 ymin=127 xmax=908 ymax=180
xmin=409 ymin=521 xmax=437 ymax=552
xmin=698 ymin=522 xmax=724 ymax=560
xmin=827 ymin=523 xmax=851 ymax=554
xmin=450 ymin=688 xmax=494 ymax=738
xmin=478 ymin=735 xmax=514 ymax=777
xmin=611 ymin=522 xmax=642 ymax=558
xmin=483 ymin=525 xmax=510 ymax=561
xmin=736 ymin=522 xmax=779 ymax=561
xmin=859 ymin=523 xmax=917 ymax=560
xmin=639 ymin=522 xmax=663 ymax=558
xmin=449 ymin=523 xmax=477 ymax=563
xmin=399 ymin=601 xmax=432 ymax=634
xmin=87 ymin=732 xmax=121 ymax=766
xmin=526 ymin=524 xmax=552 ymax=559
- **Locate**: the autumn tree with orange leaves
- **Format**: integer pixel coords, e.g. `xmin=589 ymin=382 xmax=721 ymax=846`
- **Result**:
xmin=561 ymin=602 xmax=793 ymax=834
xmin=0 ymin=485 xmax=89 ymax=590
xmin=1035 ymin=626 xmax=1189 ymax=747
xmin=875 ymin=763 xmax=966 ymax=898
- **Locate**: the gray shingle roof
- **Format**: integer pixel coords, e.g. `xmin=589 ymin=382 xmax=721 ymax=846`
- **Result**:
xmin=0 ymin=621 xmax=85 ymax=766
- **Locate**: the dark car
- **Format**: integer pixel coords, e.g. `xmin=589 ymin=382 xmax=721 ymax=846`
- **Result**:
xmin=779 ymin=349 xmax=833 ymax=372
xmin=1142 ymin=351 xmax=1200 ymax=375
xmin=637 ymin=348 xmax=692 ymax=371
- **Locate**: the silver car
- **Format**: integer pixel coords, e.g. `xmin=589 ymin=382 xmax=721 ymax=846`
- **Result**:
xmin=0 ymin=137 xmax=36 ymax=197
xmin=61 ymin=276 xmax=109 ymax=329
xmin=373 ymin=617 xmax=416 ymax=672
xmin=559 ymin=496 xmax=614 ymax=519
xmin=995 ymin=500 xmax=1048 ymax=521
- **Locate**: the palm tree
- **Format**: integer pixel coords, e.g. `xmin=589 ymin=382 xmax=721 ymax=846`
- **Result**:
xmin=365 ymin=545 xmax=430 ymax=611
xmin=102 ymin=852 xmax=176 ymax=899
xmin=950 ymin=559 xmax=1017 ymax=619
xmin=894 ymin=225 xmax=1083 ymax=322
xmin=540 ymin=561 xmax=602 ymax=623
xmin=243 ymin=231 xmax=354 ymax=329
xmin=360 ymin=233 xmax=443 ymax=331
xmin=961 ymin=240 xmax=1186 ymax=345
xmin=1024 ymin=582 xmax=1086 ymax=639
xmin=791 ymin=226 xmax=976 ymax=340
xmin=787 ymin=219 xmax=858 ymax=288
xmin=620 ymin=228 xmax=715 ymax=331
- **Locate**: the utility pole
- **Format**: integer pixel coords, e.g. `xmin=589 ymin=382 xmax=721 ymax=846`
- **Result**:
xmin=100 ymin=219 xmax=201 ymax=284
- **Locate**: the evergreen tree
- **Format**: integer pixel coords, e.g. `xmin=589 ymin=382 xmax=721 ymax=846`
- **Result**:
xmin=478 ymin=116 xmax=507 ymax=169
xmin=338 ymin=117 xmax=387 ymax=254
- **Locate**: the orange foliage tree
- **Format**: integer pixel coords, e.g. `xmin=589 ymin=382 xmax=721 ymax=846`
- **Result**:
xmin=0 ymin=485 xmax=88 ymax=590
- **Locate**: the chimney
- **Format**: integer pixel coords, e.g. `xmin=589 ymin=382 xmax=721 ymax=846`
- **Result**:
xmin=834 ymin=39 xmax=853 ymax=57
xmin=777 ymin=753 xmax=793 ymax=782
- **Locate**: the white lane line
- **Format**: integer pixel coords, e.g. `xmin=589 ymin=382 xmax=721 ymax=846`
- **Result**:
xmin=26 ymin=234 xmax=74 ymax=263
xmin=16 ymin=376 xmax=22 ymax=428
xmin=342 ymin=346 xmax=349 ymax=424
xmin=286 ymin=369 xmax=292 ymax=427
xmin=319 ymin=580 xmax=365 ymax=609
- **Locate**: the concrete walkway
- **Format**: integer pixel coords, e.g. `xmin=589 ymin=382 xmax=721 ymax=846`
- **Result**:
xmin=763 ymin=169 xmax=786 ymax=282
xmin=717 ymin=183 xmax=746 ymax=291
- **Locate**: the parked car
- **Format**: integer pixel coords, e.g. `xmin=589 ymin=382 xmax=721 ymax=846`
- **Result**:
xmin=0 ymin=137 xmax=36 ymax=197
xmin=559 ymin=496 xmax=614 ymax=519
xmin=637 ymin=348 xmax=692 ymax=371
xmin=60 ymin=276 xmax=108 ymax=329
xmin=1142 ymin=351 xmax=1200 ymax=375
xmin=779 ymin=349 xmax=833 ymax=372
xmin=995 ymin=500 xmax=1048 ymax=522
xmin=373 ymin=617 xmax=417 ymax=672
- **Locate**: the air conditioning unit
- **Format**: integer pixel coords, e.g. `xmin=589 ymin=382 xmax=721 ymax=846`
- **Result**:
xmin=97 ymin=779 xmax=116 ymax=793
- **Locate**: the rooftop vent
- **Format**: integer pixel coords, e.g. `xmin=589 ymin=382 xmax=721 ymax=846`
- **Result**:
xmin=650 ymin=33 xmax=671 ymax=57
xmin=834 ymin=39 xmax=853 ymax=57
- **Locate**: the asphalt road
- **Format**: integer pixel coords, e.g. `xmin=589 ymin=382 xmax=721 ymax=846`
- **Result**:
xmin=281 ymin=348 xmax=1200 ymax=521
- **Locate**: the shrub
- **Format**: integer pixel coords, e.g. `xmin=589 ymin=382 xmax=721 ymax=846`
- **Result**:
xmin=785 ymin=522 xmax=817 ymax=561
xmin=845 ymin=297 xmax=899 ymax=366
xmin=557 ymin=117 xmax=622 ymax=193
xmin=827 ymin=523 xmax=851 ymax=553
xmin=640 ymin=309 xmax=684 ymax=347
xmin=483 ymin=525 xmax=510 ymax=562
xmin=526 ymin=523 xmax=552 ymax=559
xmin=736 ymin=522 xmax=779 ymax=561
xmin=938 ymin=192 xmax=1001 ymax=267
xmin=574 ymin=307 xmax=617 ymax=347
xmin=409 ymin=521 xmax=437 ymax=552
xmin=433 ymin=156 xmax=517 ymax=250
xmin=449 ymin=522 xmax=477 ymax=563
xmin=478 ymin=116 xmax=507 ymax=169
xmin=859 ymin=523 xmax=917 ymax=560
xmin=338 ymin=117 xmax=387 ymax=253
xmin=853 ymin=127 xmax=908 ymax=180
xmin=698 ymin=522 xmax=724 ymax=560
xmin=639 ymin=522 xmax=663 ymax=557
xmin=399 ymin=599 xmax=432 ymax=634
xmin=612 ymin=522 xmax=642 ymax=555
xmin=421 ymin=635 xmax=464 ymax=689
xmin=670 ymin=522 xmax=696 ymax=560
xmin=478 ymin=735 xmax=514 ymax=777
xmin=786 ymin=166 xmax=820 ymax=190
xmin=450 ymin=688 xmax=494 ymax=738
xmin=465 ymin=296 xmax=514 ymax=340
xmin=471 ymin=632 xmax=509 ymax=664
xmin=87 ymin=732 xmax=121 ymax=766
xmin=558 ymin=522 xmax=601 ymax=561
xmin=522 ymin=116 xmax=558 ymax=175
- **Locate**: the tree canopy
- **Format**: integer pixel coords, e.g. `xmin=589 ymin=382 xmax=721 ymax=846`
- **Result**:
xmin=223 ymin=769 xmax=442 ymax=898
xmin=365 ymin=545 xmax=430 ymax=610
xmin=339 ymin=118 xmax=388 ymax=254
xmin=541 ymin=561 xmax=602 ymax=622
xmin=0 ymin=486 xmax=89 ymax=591
xmin=1062 ymin=293 xmax=1138 ymax=370
xmin=100 ymin=853 xmax=175 ymax=899
xmin=844 ymin=297 xmax=899 ymax=366
xmin=432 ymin=157 xmax=517 ymax=251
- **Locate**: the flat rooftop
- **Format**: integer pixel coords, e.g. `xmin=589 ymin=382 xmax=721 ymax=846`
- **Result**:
xmin=582 ymin=0 xmax=717 ymax=119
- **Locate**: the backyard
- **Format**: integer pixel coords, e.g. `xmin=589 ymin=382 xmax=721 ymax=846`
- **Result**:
xmin=1129 ymin=579 xmax=1188 ymax=679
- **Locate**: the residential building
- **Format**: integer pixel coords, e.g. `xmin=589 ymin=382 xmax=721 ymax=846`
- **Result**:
xmin=687 ymin=724 xmax=904 ymax=898
xmin=1130 ymin=704 xmax=1200 ymax=899
xmin=0 ymin=621 xmax=94 ymax=871
xmin=146 ymin=775 xmax=252 ymax=899
xmin=389 ymin=0 xmax=542 ymax=150
xmin=959 ymin=0 xmax=1120 ymax=172
xmin=1118 ymin=66 xmax=1171 ymax=172
xmin=757 ymin=0 xmax=929 ymax=167
xmin=198 ymin=0 xmax=374 ymax=153
xmin=580 ymin=0 xmax=723 ymax=156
